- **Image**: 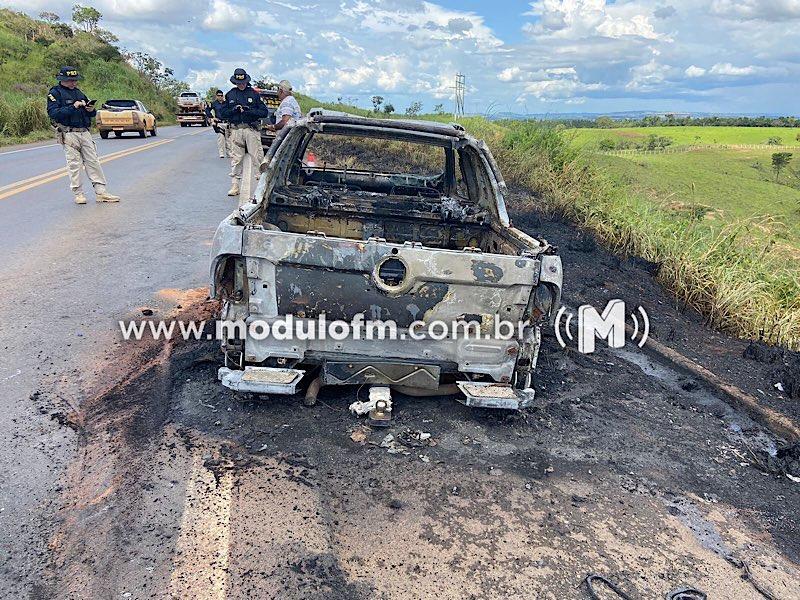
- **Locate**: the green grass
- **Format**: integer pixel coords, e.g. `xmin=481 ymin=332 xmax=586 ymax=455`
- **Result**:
xmin=570 ymin=125 xmax=800 ymax=149
xmin=594 ymin=149 xmax=800 ymax=252
xmin=0 ymin=9 xmax=178 ymax=145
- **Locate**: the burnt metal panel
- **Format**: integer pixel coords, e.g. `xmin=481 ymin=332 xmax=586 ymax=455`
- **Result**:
xmin=275 ymin=265 xmax=449 ymax=324
xmin=322 ymin=361 xmax=440 ymax=388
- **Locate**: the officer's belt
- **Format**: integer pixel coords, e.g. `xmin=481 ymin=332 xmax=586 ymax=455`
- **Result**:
xmin=56 ymin=126 xmax=89 ymax=133
xmin=229 ymin=123 xmax=258 ymax=130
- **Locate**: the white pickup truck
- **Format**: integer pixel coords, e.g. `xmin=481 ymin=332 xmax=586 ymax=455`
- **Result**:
xmin=176 ymin=91 xmax=208 ymax=127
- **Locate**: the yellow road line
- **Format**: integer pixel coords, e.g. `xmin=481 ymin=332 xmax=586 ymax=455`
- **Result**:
xmin=0 ymin=141 xmax=170 ymax=193
xmin=169 ymin=450 xmax=232 ymax=600
xmin=0 ymin=142 xmax=157 ymax=193
xmin=0 ymin=138 xmax=174 ymax=201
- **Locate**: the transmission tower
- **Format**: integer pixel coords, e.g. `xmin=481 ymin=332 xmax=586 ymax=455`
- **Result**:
xmin=453 ymin=72 xmax=465 ymax=119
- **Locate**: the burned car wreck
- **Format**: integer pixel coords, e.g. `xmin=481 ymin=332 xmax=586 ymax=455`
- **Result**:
xmin=210 ymin=110 xmax=562 ymax=410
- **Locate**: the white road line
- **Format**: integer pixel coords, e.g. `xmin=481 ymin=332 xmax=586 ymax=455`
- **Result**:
xmin=169 ymin=450 xmax=233 ymax=600
xmin=0 ymin=143 xmax=59 ymax=156
xmin=0 ymin=124 xmax=201 ymax=156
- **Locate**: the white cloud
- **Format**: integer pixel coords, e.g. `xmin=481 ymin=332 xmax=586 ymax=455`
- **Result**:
xmin=517 ymin=67 xmax=605 ymax=102
xmin=203 ymin=0 xmax=250 ymax=31
xmin=182 ymin=46 xmax=218 ymax=59
xmin=626 ymin=60 xmax=667 ymax=90
xmin=525 ymin=0 xmax=670 ymax=41
xmin=711 ymin=0 xmax=800 ymax=21
xmin=685 ymin=65 xmax=706 ymax=77
xmin=709 ymin=62 xmax=756 ymax=76
xmin=498 ymin=67 xmax=522 ymax=82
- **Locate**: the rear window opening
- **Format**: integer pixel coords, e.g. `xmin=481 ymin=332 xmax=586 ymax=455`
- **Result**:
xmin=260 ymin=129 xmax=530 ymax=256
xmin=103 ymin=100 xmax=137 ymax=109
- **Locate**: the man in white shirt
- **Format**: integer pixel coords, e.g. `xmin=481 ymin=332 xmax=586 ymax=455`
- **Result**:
xmin=267 ymin=80 xmax=302 ymax=132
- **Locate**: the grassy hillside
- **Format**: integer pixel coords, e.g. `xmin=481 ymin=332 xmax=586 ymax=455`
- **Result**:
xmin=0 ymin=9 xmax=178 ymax=145
xmin=499 ymin=123 xmax=800 ymax=349
xmin=592 ymin=149 xmax=800 ymax=254
xmin=570 ymin=125 xmax=800 ymax=149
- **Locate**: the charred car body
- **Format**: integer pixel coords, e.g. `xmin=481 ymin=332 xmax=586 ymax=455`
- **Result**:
xmin=210 ymin=111 xmax=562 ymax=409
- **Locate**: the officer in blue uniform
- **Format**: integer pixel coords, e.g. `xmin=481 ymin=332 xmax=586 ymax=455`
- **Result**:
xmin=47 ymin=66 xmax=119 ymax=204
xmin=220 ymin=68 xmax=268 ymax=197
xmin=205 ymin=89 xmax=229 ymax=158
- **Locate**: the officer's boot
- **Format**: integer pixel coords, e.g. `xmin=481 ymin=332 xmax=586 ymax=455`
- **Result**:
xmin=97 ymin=192 xmax=121 ymax=203
xmin=227 ymin=180 xmax=240 ymax=196
xmin=74 ymin=193 xmax=87 ymax=205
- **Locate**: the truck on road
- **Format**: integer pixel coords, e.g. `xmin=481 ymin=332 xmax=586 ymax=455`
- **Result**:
xmin=176 ymin=91 xmax=208 ymax=127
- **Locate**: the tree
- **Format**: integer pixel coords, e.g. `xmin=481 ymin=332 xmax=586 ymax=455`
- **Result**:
xmin=595 ymin=116 xmax=614 ymax=128
xmin=371 ymin=95 xmax=384 ymax=112
xmin=772 ymin=152 xmax=792 ymax=182
xmin=94 ymin=28 xmax=118 ymax=45
xmin=72 ymin=5 xmax=102 ymax=33
xmin=405 ymin=101 xmax=422 ymax=116
xmin=433 ymin=103 xmax=445 ymax=115
xmin=383 ymin=103 xmax=395 ymax=115
xmin=253 ymin=75 xmax=277 ymax=88
xmin=39 ymin=11 xmax=61 ymax=24
xmin=125 ymin=51 xmax=188 ymax=96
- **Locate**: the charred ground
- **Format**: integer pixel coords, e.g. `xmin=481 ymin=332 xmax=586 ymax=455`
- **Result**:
xmin=32 ymin=190 xmax=800 ymax=598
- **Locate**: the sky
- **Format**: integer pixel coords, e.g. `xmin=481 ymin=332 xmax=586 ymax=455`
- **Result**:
xmin=5 ymin=0 xmax=800 ymax=115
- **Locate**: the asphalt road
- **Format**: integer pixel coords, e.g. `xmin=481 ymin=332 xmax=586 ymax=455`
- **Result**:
xmin=0 ymin=127 xmax=798 ymax=599
xmin=0 ymin=125 xmax=235 ymax=596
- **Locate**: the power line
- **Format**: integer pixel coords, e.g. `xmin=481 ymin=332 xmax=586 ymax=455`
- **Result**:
xmin=452 ymin=72 xmax=465 ymax=119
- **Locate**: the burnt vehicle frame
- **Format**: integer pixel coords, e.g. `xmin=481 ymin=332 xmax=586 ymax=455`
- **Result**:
xmin=210 ymin=110 xmax=562 ymax=409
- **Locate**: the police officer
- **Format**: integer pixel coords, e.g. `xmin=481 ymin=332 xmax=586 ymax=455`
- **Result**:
xmin=220 ymin=68 xmax=268 ymax=197
xmin=205 ymin=89 xmax=229 ymax=159
xmin=46 ymin=66 xmax=120 ymax=205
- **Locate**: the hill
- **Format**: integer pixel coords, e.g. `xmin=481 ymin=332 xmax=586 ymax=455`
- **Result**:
xmin=0 ymin=8 xmax=182 ymax=145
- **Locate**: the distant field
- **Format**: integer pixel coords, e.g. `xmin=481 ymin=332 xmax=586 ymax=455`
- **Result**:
xmin=593 ymin=148 xmax=800 ymax=254
xmin=569 ymin=126 xmax=800 ymax=148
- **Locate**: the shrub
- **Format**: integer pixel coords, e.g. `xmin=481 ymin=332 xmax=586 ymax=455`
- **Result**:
xmin=9 ymin=99 xmax=50 ymax=136
xmin=598 ymin=138 xmax=616 ymax=151
xmin=0 ymin=98 xmax=11 ymax=134
xmin=643 ymin=134 xmax=673 ymax=150
xmin=767 ymin=136 xmax=782 ymax=145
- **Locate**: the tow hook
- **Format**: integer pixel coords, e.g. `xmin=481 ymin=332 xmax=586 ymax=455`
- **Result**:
xmin=368 ymin=386 xmax=393 ymax=427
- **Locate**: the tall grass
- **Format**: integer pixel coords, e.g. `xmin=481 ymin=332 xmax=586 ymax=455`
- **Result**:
xmin=493 ymin=121 xmax=800 ymax=349
xmin=6 ymin=99 xmax=50 ymax=136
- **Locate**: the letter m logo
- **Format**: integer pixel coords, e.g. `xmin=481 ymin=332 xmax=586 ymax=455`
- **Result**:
xmin=577 ymin=299 xmax=626 ymax=354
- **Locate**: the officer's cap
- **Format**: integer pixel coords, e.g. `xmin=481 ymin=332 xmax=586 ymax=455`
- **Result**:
xmin=230 ymin=68 xmax=251 ymax=84
xmin=57 ymin=66 xmax=82 ymax=81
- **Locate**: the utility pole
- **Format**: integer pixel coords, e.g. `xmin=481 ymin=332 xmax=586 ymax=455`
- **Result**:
xmin=452 ymin=72 xmax=465 ymax=119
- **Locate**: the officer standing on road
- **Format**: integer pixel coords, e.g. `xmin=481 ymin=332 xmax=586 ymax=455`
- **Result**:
xmin=46 ymin=66 xmax=120 ymax=205
xmin=205 ymin=89 xmax=229 ymax=159
xmin=221 ymin=68 xmax=268 ymax=197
